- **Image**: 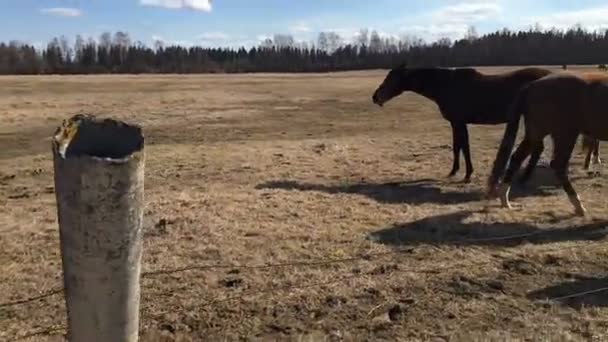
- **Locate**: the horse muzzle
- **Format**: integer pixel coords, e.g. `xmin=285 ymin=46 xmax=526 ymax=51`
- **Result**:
xmin=372 ymin=93 xmax=383 ymax=107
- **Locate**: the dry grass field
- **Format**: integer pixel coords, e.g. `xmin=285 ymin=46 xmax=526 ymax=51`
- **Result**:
xmin=1 ymin=65 xmax=608 ymax=341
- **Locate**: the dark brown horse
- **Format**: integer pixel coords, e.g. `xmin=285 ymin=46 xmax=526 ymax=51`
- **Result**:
xmin=372 ymin=65 xmax=553 ymax=182
xmin=487 ymin=72 xmax=608 ymax=216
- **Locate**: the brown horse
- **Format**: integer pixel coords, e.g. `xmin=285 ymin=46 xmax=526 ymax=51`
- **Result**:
xmin=486 ymin=72 xmax=608 ymax=216
xmin=372 ymin=65 xmax=553 ymax=182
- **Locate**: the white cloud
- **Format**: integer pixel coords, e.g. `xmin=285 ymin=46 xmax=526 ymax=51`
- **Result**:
xmin=524 ymin=6 xmax=608 ymax=32
xmin=31 ymin=41 xmax=45 ymax=50
xmin=433 ymin=2 xmax=502 ymax=24
xmin=253 ymin=34 xmax=309 ymax=48
xmin=140 ymin=0 xmax=212 ymax=12
xmin=398 ymin=2 xmax=502 ymax=42
xmin=400 ymin=23 xmax=469 ymax=42
xmin=40 ymin=7 xmax=83 ymax=17
xmin=173 ymin=40 xmax=196 ymax=47
xmin=321 ymin=28 xmax=359 ymax=43
xmin=260 ymin=3 xmax=501 ymax=47
xmin=289 ymin=22 xmax=313 ymax=34
xmin=256 ymin=34 xmax=273 ymax=42
xmin=198 ymin=31 xmax=230 ymax=41
xmin=229 ymin=39 xmax=264 ymax=48
xmin=150 ymin=32 xmax=253 ymax=48
xmin=197 ymin=32 xmax=256 ymax=48
xmin=150 ymin=35 xmax=194 ymax=46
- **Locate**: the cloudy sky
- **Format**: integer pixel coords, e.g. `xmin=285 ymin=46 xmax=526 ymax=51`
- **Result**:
xmin=3 ymin=0 xmax=608 ymax=48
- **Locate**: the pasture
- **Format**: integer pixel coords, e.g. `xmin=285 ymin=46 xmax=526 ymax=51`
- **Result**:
xmin=1 ymin=66 xmax=608 ymax=341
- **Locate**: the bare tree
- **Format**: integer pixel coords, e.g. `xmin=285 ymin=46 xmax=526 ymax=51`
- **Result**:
xmin=356 ymin=28 xmax=369 ymax=47
xmin=74 ymin=35 xmax=85 ymax=61
xmin=4 ymin=24 xmax=608 ymax=75
xmin=44 ymin=37 xmax=64 ymax=72
xmin=273 ymin=34 xmax=295 ymax=48
xmin=398 ymin=34 xmax=415 ymax=51
xmin=437 ymin=37 xmax=452 ymax=47
xmin=113 ymin=32 xmax=131 ymax=67
xmin=154 ymin=38 xmax=165 ymax=51
xmin=369 ymin=30 xmax=383 ymax=52
xmin=59 ymin=35 xmax=72 ymax=62
xmin=326 ymin=32 xmax=343 ymax=53
xmin=8 ymin=40 xmax=23 ymax=48
xmin=260 ymin=38 xmax=274 ymax=49
xmin=113 ymin=31 xmax=131 ymax=48
xmin=297 ymin=41 xmax=310 ymax=50
xmin=465 ymin=25 xmax=479 ymax=41
xmin=317 ymin=32 xmax=329 ymax=51
xmin=99 ymin=32 xmax=112 ymax=49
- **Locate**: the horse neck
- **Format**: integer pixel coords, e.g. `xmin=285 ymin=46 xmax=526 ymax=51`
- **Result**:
xmin=412 ymin=85 xmax=441 ymax=103
xmin=407 ymin=69 xmax=451 ymax=104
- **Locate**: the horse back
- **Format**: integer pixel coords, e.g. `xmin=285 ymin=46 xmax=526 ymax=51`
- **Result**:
xmin=437 ymin=67 xmax=551 ymax=124
xmin=522 ymin=72 xmax=607 ymax=138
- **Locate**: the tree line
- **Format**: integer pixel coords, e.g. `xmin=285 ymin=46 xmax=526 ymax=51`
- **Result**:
xmin=1 ymin=26 xmax=608 ymax=75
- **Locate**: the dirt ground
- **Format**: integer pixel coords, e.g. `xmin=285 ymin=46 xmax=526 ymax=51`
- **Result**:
xmin=1 ymin=65 xmax=608 ymax=341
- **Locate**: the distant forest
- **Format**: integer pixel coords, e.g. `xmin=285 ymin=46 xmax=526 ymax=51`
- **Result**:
xmin=2 ymin=26 xmax=608 ymax=74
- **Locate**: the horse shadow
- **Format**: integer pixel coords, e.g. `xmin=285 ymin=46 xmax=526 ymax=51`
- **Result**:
xmin=522 ymin=160 xmax=601 ymax=180
xmin=367 ymin=210 xmax=608 ymax=248
xmin=527 ymin=275 xmax=608 ymax=309
xmin=256 ymin=177 xmax=557 ymax=206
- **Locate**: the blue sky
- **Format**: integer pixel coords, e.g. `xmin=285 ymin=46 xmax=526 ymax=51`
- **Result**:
xmin=3 ymin=0 xmax=608 ymax=48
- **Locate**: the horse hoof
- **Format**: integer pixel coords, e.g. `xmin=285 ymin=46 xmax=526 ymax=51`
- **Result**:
xmin=499 ymin=197 xmax=512 ymax=208
xmin=575 ymin=207 xmax=587 ymax=217
xmin=587 ymin=171 xmax=602 ymax=177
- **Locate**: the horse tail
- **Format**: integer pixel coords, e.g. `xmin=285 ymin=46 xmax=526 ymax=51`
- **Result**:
xmin=487 ymin=85 xmax=529 ymax=191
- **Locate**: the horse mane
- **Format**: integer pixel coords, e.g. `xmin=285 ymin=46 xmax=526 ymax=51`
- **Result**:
xmin=405 ymin=66 xmax=481 ymax=80
xmin=449 ymin=67 xmax=482 ymax=80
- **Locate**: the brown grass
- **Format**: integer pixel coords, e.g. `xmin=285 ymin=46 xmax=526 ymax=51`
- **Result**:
xmin=1 ymin=65 xmax=608 ymax=341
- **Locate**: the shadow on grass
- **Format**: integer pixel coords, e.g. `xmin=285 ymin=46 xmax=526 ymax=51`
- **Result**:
xmin=256 ymin=177 xmax=558 ymax=206
xmin=527 ymin=275 xmax=608 ymax=309
xmin=367 ymin=211 xmax=608 ymax=248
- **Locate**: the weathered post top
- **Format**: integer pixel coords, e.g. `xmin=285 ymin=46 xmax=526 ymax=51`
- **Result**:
xmin=52 ymin=113 xmax=144 ymax=161
xmin=52 ymin=113 xmax=145 ymax=342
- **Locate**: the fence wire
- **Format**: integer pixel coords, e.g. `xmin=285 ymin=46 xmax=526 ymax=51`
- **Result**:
xmin=2 ymin=226 xmax=607 ymax=340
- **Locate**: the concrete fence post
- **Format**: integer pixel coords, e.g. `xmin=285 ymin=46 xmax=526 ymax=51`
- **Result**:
xmin=52 ymin=114 xmax=145 ymax=342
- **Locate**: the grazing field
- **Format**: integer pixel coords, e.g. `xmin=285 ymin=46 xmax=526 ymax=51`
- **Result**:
xmin=2 ymin=66 xmax=608 ymax=341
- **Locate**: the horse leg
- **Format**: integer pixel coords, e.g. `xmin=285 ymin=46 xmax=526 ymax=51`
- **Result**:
xmin=593 ymin=140 xmax=601 ymax=165
xmin=448 ymin=122 xmax=462 ymax=178
xmin=517 ymin=140 xmax=544 ymax=185
xmin=498 ymin=138 xmax=534 ymax=209
xmin=552 ymin=133 xmax=586 ymax=216
xmin=583 ymin=137 xmax=600 ymax=170
xmin=583 ymin=136 xmax=594 ymax=170
xmin=584 ymin=145 xmax=593 ymax=170
xmin=460 ymin=124 xmax=474 ymax=183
